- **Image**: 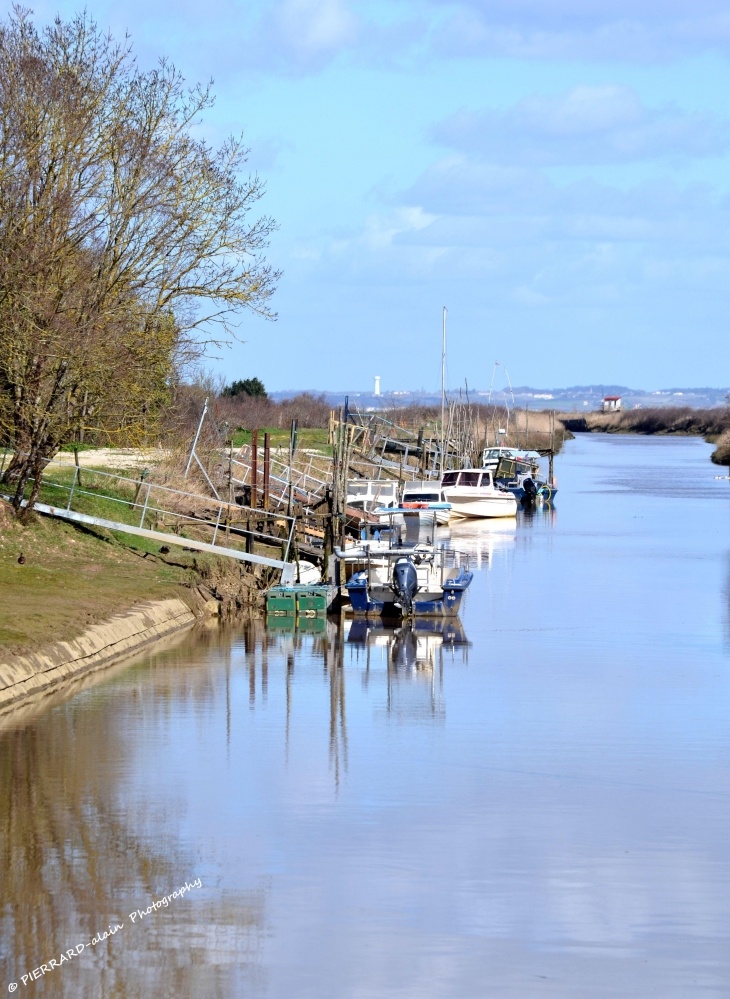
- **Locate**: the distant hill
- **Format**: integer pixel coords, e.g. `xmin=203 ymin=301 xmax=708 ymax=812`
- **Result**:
xmin=268 ymin=386 xmax=730 ymax=412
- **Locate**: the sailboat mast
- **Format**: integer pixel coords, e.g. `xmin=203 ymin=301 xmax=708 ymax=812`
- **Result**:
xmin=440 ymin=306 xmax=446 ymax=472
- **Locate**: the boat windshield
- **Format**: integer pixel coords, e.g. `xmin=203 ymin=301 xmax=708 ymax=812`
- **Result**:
xmin=480 ymin=472 xmax=492 ymax=486
xmin=459 ymin=471 xmax=481 ymax=487
xmin=442 ymin=472 xmax=459 ymax=486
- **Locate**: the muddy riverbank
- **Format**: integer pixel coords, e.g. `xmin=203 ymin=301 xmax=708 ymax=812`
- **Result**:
xmin=558 ymin=406 xmax=730 ymax=464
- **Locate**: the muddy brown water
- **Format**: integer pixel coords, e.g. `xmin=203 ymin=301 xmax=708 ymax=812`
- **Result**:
xmin=2 ymin=433 xmax=730 ymax=997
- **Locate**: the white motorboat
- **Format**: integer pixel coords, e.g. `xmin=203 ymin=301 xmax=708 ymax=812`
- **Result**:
xmin=346 ymin=479 xmax=398 ymax=514
xmin=441 ymin=468 xmax=518 ymax=519
xmin=375 ymin=479 xmax=451 ymax=526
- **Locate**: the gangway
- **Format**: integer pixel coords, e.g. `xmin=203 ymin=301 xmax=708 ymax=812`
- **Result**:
xmin=229 ymin=445 xmax=332 ymax=510
xmin=0 ymin=451 xmax=297 ymax=584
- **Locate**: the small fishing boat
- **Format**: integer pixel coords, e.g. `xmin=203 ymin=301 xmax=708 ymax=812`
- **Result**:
xmin=335 ymin=538 xmax=473 ymax=617
xmin=492 ymin=455 xmax=558 ymax=503
xmin=370 ymin=480 xmax=451 ymax=526
xmin=440 ymin=468 xmax=517 ymax=519
xmin=399 ymin=479 xmax=452 ymax=525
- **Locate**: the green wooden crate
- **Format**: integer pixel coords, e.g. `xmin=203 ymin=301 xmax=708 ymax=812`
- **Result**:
xmin=266 ymin=588 xmax=296 ymax=613
xmin=296 ymin=591 xmax=328 ymax=613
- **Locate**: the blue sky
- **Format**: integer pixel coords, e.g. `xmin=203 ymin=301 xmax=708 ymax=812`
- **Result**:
xmin=15 ymin=0 xmax=730 ymax=391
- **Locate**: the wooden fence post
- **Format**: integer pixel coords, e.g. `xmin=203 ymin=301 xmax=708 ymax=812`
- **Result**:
xmin=263 ymin=433 xmax=270 ymax=511
xmin=251 ymin=429 xmax=259 ymax=509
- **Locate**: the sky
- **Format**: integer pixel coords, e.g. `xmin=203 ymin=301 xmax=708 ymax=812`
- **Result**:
xmin=12 ymin=0 xmax=730 ymax=392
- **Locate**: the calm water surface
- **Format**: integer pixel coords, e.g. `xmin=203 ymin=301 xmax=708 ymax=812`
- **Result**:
xmin=2 ymin=434 xmax=730 ymax=997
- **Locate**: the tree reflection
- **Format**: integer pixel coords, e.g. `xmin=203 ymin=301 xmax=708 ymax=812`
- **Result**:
xmin=0 ymin=637 xmax=267 ymax=999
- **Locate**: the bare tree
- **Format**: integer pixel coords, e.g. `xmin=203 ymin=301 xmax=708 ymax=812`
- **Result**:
xmin=0 ymin=8 xmax=279 ymax=514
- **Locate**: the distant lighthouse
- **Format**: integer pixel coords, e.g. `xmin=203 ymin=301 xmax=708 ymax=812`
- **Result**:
xmin=374 ymin=375 xmax=381 ymax=396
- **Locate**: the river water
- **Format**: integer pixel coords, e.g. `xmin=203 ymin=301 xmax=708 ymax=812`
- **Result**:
xmin=2 ymin=433 xmax=730 ymax=998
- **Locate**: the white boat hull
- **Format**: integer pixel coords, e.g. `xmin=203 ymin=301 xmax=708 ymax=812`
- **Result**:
xmin=443 ymin=490 xmax=517 ymax=519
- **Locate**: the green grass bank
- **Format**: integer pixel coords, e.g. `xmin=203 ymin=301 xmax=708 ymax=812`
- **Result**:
xmin=0 ymin=499 xmax=264 ymax=658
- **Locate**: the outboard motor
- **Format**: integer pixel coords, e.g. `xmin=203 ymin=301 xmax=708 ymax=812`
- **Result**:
xmin=392 ymin=558 xmax=419 ymax=616
xmin=522 ymin=477 xmax=537 ymax=504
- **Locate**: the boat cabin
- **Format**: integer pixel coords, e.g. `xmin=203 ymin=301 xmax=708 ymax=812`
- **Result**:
xmin=347 ymin=480 xmax=398 ymax=513
xmin=402 ymin=480 xmax=447 ymax=504
xmin=441 ymin=470 xmax=495 ymax=488
xmin=494 ymin=456 xmax=538 ymax=480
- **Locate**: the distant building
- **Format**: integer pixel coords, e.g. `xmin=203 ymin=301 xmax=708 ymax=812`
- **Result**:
xmin=602 ymin=396 xmax=622 ymax=412
xmin=374 ymin=375 xmax=381 ymax=396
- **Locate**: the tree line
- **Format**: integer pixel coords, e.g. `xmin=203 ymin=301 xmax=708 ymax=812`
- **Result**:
xmin=0 ymin=8 xmax=278 ymax=514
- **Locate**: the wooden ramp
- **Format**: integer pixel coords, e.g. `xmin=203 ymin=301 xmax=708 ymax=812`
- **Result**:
xmin=1 ymin=450 xmax=297 ymax=585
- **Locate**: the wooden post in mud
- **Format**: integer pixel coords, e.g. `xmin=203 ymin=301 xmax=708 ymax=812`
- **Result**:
xmin=323 ymin=486 xmax=335 ymax=584
xmin=251 ymin=429 xmax=258 ymax=509
xmin=341 ymin=415 xmax=352 ymax=548
xmin=288 ymin=418 xmax=297 ymax=518
xmin=263 ymin=433 xmax=271 ymax=511
xmin=73 ymin=446 xmax=83 ymax=490
xmin=226 ymin=441 xmax=233 ymax=544
xmin=549 ymin=410 xmax=555 ymax=485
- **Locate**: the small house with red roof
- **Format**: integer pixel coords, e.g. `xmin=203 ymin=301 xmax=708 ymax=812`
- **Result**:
xmin=602 ymin=396 xmax=622 ymax=412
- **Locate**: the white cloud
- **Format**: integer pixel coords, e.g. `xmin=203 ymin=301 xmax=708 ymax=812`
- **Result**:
xmin=275 ymin=0 xmax=358 ymax=55
xmin=248 ymin=0 xmax=361 ymax=73
xmin=431 ymin=0 xmax=730 ymax=62
xmin=431 ymin=85 xmax=730 ymax=165
xmin=29 ymin=0 xmax=730 ymax=84
xmin=403 ymin=157 xmax=730 ymax=241
xmin=286 ymin=153 xmax=730 ymax=332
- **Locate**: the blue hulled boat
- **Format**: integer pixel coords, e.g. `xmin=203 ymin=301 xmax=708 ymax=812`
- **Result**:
xmin=336 ymin=539 xmax=473 ymax=618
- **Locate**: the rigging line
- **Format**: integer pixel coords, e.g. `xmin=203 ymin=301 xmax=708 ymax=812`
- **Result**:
xmin=504 ymin=367 xmax=516 ymax=409
xmin=487 ymin=361 xmax=498 ymax=406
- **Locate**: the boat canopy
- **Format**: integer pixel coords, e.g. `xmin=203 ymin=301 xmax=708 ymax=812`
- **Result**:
xmin=482 ymin=446 xmax=541 ymax=465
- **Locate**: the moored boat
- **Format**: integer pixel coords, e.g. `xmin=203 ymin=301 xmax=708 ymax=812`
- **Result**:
xmin=492 ymin=455 xmax=558 ymax=503
xmin=440 ymin=468 xmax=517 ymax=519
xmin=346 ymin=479 xmax=398 ymax=514
xmin=373 ymin=479 xmax=451 ymax=526
xmin=335 ymin=539 xmax=473 ymax=617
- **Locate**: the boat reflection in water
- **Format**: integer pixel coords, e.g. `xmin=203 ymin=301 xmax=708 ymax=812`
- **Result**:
xmin=259 ymin=614 xmax=470 ymax=733
xmin=436 ymin=501 xmax=556 ymax=570
xmin=437 ymin=516 xmax=517 ymax=570
xmin=346 ymin=617 xmax=470 ymax=722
